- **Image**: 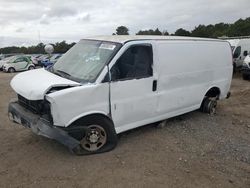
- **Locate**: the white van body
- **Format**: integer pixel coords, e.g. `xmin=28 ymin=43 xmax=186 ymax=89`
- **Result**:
xmin=9 ymin=36 xmax=233 ymax=153
xmin=227 ymin=38 xmax=250 ymax=68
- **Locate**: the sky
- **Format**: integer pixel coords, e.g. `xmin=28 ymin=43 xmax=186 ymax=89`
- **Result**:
xmin=0 ymin=0 xmax=250 ymax=47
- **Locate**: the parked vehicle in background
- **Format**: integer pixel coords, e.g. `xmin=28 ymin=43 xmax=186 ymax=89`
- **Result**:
xmin=37 ymin=54 xmax=50 ymax=66
xmin=40 ymin=54 xmax=62 ymax=67
xmin=8 ymin=36 xmax=232 ymax=155
xmin=27 ymin=55 xmax=39 ymax=66
xmin=0 ymin=56 xmax=15 ymax=70
xmin=226 ymin=37 xmax=250 ymax=70
xmin=0 ymin=54 xmax=5 ymax=60
xmin=242 ymin=55 xmax=250 ymax=80
xmin=0 ymin=53 xmax=23 ymax=61
xmin=2 ymin=55 xmax=35 ymax=73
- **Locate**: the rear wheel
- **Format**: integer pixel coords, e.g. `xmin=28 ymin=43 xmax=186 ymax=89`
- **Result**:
xmin=70 ymin=115 xmax=117 ymax=155
xmin=201 ymin=98 xmax=217 ymax=115
xmin=28 ymin=66 xmax=35 ymax=70
xmin=8 ymin=67 xmax=15 ymax=73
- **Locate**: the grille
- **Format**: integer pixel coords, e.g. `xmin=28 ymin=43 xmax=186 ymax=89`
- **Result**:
xmin=17 ymin=94 xmax=53 ymax=123
xmin=18 ymin=95 xmax=42 ymax=114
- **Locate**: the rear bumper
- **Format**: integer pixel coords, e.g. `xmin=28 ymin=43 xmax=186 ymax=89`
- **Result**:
xmin=8 ymin=101 xmax=80 ymax=150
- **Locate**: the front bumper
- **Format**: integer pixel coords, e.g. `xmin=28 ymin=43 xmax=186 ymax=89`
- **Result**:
xmin=2 ymin=67 xmax=8 ymax=72
xmin=8 ymin=101 xmax=80 ymax=150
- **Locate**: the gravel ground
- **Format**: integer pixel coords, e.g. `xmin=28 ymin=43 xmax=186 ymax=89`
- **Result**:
xmin=0 ymin=72 xmax=249 ymax=188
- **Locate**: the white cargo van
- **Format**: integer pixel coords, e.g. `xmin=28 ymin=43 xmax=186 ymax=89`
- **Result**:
xmin=8 ymin=36 xmax=233 ymax=155
xmin=227 ymin=38 xmax=250 ymax=69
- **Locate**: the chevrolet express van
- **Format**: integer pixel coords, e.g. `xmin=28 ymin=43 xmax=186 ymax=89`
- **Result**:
xmin=8 ymin=36 xmax=233 ymax=155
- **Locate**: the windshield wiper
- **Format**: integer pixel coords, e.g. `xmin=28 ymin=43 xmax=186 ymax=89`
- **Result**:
xmin=55 ymin=70 xmax=72 ymax=77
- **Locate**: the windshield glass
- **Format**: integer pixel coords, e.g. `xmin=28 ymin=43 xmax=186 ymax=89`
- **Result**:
xmin=52 ymin=40 xmax=121 ymax=83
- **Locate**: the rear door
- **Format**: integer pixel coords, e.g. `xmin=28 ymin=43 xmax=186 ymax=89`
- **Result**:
xmin=109 ymin=44 xmax=158 ymax=132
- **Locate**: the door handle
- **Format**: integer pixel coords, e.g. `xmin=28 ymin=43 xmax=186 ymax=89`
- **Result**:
xmin=152 ymin=80 xmax=157 ymax=92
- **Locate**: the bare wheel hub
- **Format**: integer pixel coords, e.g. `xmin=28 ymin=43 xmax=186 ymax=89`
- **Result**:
xmin=80 ymin=125 xmax=107 ymax=152
xmin=88 ymin=130 xmax=100 ymax=143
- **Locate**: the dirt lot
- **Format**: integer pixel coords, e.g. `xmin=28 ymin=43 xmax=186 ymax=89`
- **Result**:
xmin=0 ymin=72 xmax=249 ymax=188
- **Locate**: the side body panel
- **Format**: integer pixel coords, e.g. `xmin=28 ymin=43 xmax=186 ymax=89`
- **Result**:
xmin=154 ymin=40 xmax=232 ymax=117
xmin=111 ymin=40 xmax=232 ymax=133
xmin=14 ymin=61 xmax=28 ymax=71
xmin=46 ymin=83 xmax=110 ymax=127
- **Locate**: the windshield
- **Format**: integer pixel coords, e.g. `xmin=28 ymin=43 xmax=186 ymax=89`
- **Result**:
xmin=52 ymin=40 xmax=121 ymax=83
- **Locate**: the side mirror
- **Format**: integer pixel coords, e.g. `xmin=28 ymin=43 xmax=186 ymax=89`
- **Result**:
xmin=243 ymin=51 xmax=248 ymax=56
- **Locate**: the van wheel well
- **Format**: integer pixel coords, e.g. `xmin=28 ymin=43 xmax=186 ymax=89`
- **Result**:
xmin=71 ymin=114 xmax=114 ymax=127
xmin=205 ymin=87 xmax=220 ymax=99
xmin=68 ymin=113 xmax=117 ymax=155
xmin=200 ymin=87 xmax=220 ymax=114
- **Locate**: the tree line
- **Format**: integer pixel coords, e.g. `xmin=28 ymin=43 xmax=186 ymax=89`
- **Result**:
xmin=1 ymin=17 xmax=249 ymax=54
xmin=114 ymin=17 xmax=250 ymax=37
xmin=0 ymin=41 xmax=76 ymax=54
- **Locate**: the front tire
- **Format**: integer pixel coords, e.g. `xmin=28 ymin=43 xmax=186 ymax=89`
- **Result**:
xmin=8 ymin=67 xmax=15 ymax=73
xmin=70 ymin=115 xmax=117 ymax=155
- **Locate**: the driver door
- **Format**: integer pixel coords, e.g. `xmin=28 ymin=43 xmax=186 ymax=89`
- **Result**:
xmin=15 ymin=57 xmax=29 ymax=70
xmin=110 ymin=44 xmax=158 ymax=132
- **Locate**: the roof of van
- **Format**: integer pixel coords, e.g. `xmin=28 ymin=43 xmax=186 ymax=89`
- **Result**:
xmin=83 ymin=35 xmax=224 ymax=44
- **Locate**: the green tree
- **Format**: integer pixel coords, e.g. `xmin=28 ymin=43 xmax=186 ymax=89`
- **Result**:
xmin=136 ymin=28 xmax=163 ymax=35
xmin=115 ymin=26 xmax=129 ymax=35
xmin=191 ymin=25 xmax=211 ymax=38
xmin=174 ymin=28 xmax=190 ymax=36
xmin=162 ymin=30 xmax=169 ymax=35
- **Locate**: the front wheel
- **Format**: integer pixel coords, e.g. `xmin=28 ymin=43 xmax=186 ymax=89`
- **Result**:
xmin=71 ymin=115 xmax=117 ymax=155
xmin=8 ymin=67 xmax=15 ymax=73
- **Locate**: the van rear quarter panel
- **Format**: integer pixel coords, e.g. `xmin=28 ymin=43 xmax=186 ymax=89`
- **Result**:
xmin=154 ymin=40 xmax=232 ymax=115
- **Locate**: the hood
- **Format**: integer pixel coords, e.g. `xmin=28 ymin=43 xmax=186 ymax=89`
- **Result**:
xmin=11 ymin=68 xmax=81 ymax=100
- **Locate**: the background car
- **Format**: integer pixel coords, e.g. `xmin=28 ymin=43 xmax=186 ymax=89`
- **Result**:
xmin=0 ymin=56 xmax=16 ymax=70
xmin=242 ymin=55 xmax=250 ymax=80
xmin=40 ymin=54 xmax=62 ymax=67
xmin=2 ymin=55 xmax=35 ymax=73
xmin=37 ymin=54 xmax=50 ymax=66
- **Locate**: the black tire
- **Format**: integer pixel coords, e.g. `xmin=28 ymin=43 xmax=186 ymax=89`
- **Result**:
xmin=242 ymin=74 xmax=249 ymax=80
xmin=8 ymin=67 xmax=15 ymax=73
xmin=28 ymin=66 xmax=35 ymax=70
xmin=201 ymin=98 xmax=217 ymax=115
xmin=70 ymin=115 xmax=117 ymax=155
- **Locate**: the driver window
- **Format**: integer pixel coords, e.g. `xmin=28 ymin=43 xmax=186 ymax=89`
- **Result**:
xmin=111 ymin=45 xmax=153 ymax=81
xmin=233 ymin=46 xmax=241 ymax=58
xmin=15 ymin=58 xmax=23 ymax=63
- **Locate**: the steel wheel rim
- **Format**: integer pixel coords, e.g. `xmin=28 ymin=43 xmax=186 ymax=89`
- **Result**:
xmin=80 ymin=125 xmax=107 ymax=152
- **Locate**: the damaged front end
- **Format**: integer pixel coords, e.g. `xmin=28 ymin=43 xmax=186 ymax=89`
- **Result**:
xmin=8 ymin=97 xmax=80 ymax=151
